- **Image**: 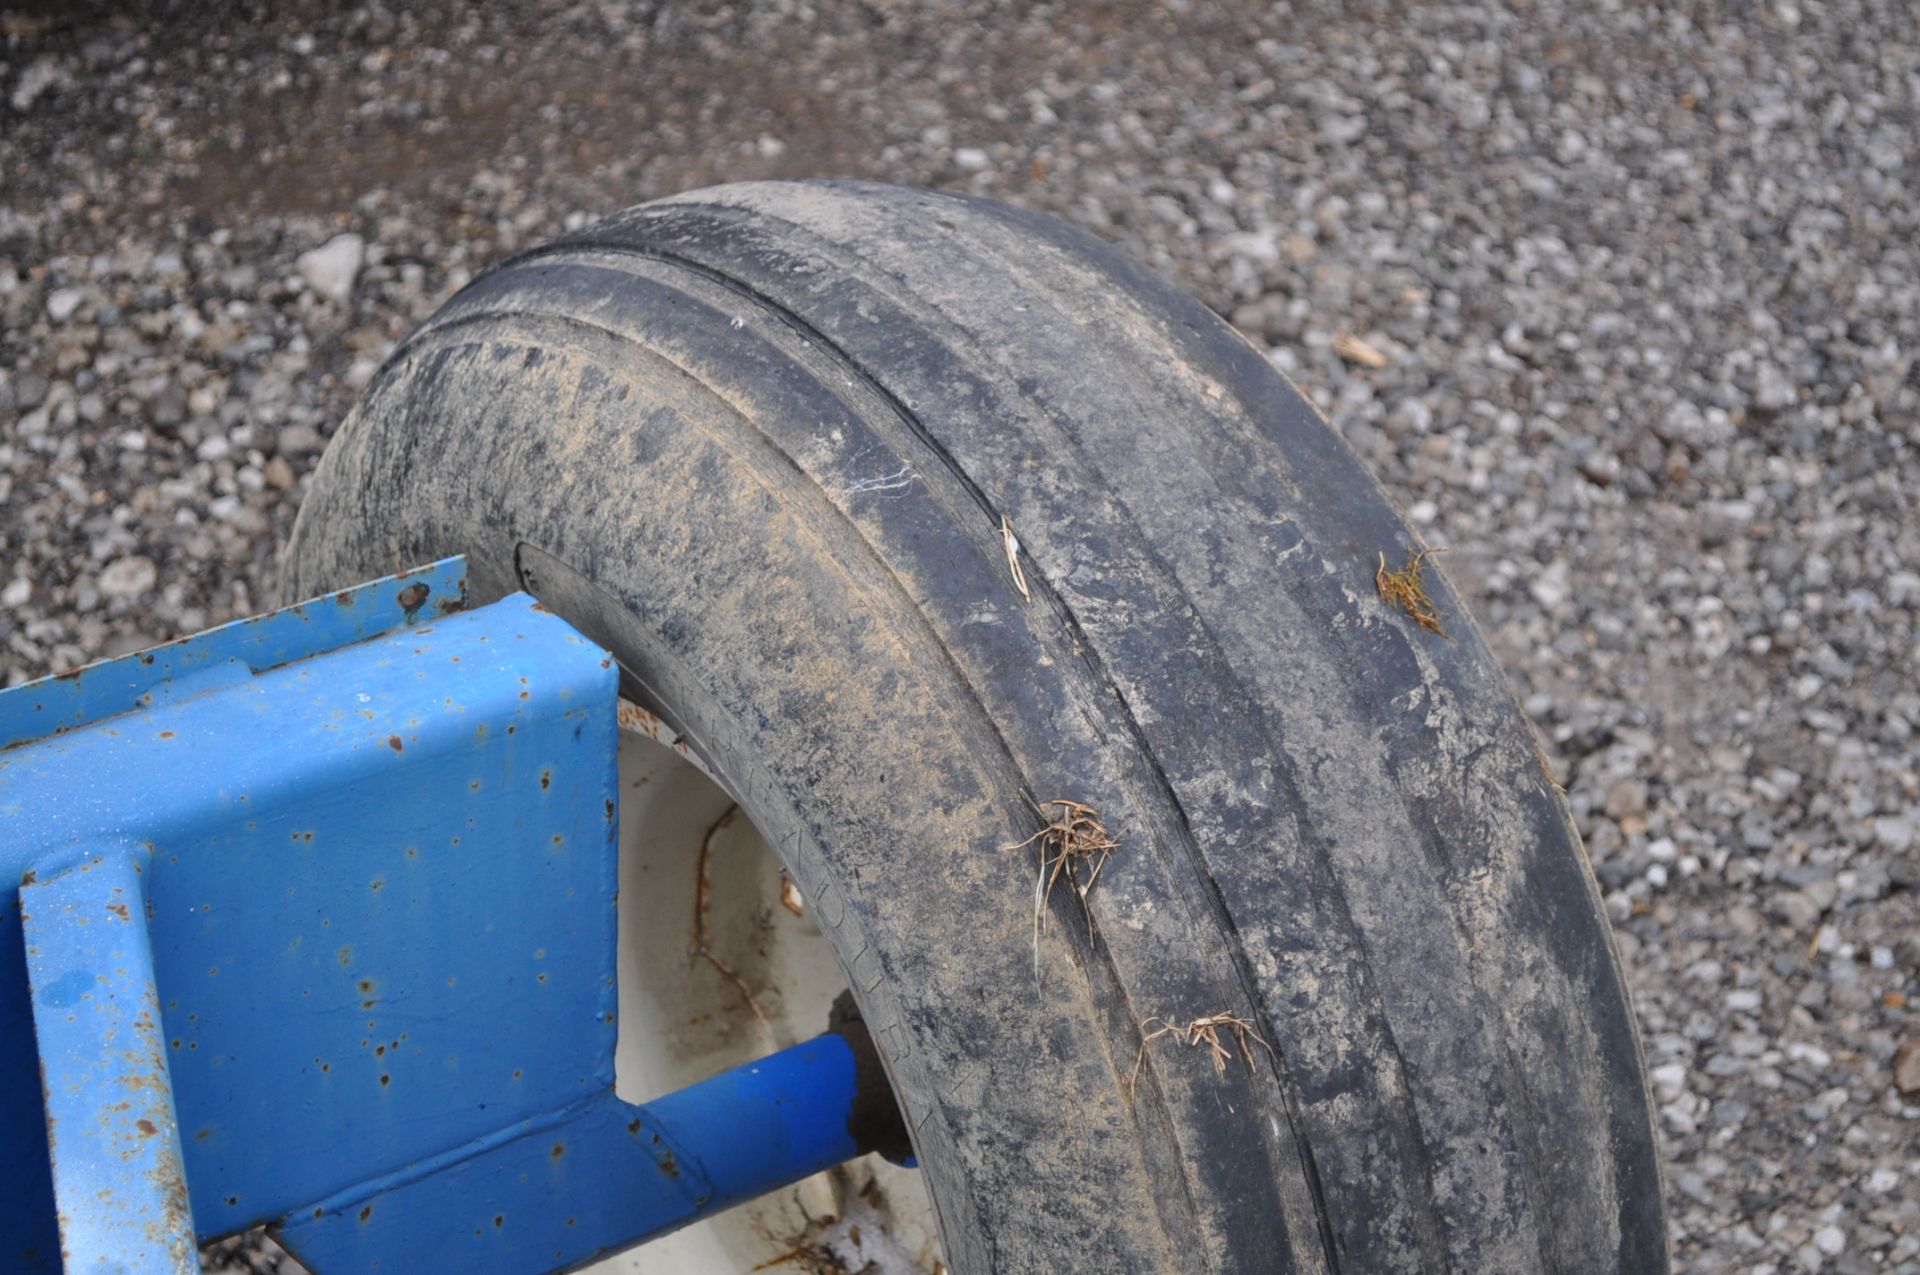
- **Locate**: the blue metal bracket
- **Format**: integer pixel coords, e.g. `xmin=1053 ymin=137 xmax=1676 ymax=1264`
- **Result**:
xmin=22 ymin=845 xmax=196 ymax=1274
xmin=0 ymin=559 xmax=885 ymax=1272
xmin=0 ymin=558 xmax=470 ymax=755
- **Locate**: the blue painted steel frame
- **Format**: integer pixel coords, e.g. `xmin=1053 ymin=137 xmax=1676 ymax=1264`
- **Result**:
xmin=0 ymin=559 xmax=867 ymax=1272
xmin=22 ymin=846 xmax=197 ymax=1273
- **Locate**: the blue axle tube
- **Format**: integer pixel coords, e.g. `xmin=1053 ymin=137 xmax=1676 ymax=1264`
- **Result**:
xmin=0 ymin=559 xmax=897 ymax=1273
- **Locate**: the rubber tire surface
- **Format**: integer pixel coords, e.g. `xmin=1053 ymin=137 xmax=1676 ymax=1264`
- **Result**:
xmin=284 ymin=181 xmax=1667 ymax=1275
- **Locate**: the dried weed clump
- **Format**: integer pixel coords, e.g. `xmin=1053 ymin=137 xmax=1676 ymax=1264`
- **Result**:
xmin=1376 ymin=546 xmax=1450 ymax=637
xmin=750 ymin=1243 xmax=849 ymax=1275
xmin=1004 ymin=798 xmax=1118 ymax=975
xmin=1129 ymin=1012 xmax=1275 ymax=1097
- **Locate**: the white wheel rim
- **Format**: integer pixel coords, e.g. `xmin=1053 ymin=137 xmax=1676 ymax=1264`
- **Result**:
xmin=583 ymin=719 xmax=943 ymax=1275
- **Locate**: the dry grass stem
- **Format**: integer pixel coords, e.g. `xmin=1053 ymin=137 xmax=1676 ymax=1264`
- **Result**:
xmin=1000 ymin=515 xmax=1031 ymax=602
xmin=1376 ymin=546 xmax=1450 ymax=637
xmin=692 ymin=804 xmax=770 ymax=1024
xmin=1331 ymin=330 xmax=1391 ymax=368
xmin=1003 ymin=797 xmax=1118 ymax=975
xmin=1536 ymin=747 xmax=1566 ymax=794
xmin=1129 ymin=1012 xmax=1276 ymax=1097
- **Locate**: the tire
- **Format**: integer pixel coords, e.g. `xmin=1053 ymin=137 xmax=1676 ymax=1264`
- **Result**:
xmin=282 ymin=181 xmax=1668 ymax=1274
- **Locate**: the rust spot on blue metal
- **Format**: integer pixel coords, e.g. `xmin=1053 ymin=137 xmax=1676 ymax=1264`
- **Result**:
xmin=395 ymin=583 xmax=430 ymax=620
xmin=387 ymin=735 xmax=403 ymax=752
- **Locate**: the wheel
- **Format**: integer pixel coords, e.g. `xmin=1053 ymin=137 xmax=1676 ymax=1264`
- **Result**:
xmin=282 ymin=180 xmax=1668 ymax=1274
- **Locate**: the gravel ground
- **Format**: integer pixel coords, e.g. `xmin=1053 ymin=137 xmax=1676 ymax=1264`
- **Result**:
xmin=4 ymin=2 xmax=1917 ymax=1271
